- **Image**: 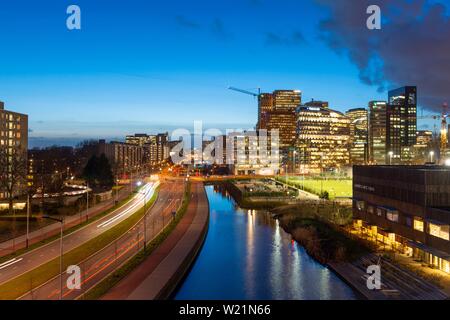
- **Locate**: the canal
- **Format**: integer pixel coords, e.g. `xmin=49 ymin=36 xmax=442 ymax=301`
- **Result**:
xmin=174 ymin=185 xmax=356 ymax=300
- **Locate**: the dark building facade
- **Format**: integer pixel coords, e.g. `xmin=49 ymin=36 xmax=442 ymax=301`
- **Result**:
xmin=368 ymin=101 xmax=387 ymax=164
xmin=353 ymin=165 xmax=450 ymax=274
xmin=386 ymin=86 xmax=417 ymax=164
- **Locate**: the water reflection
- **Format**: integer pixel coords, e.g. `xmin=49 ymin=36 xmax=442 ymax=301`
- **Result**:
xmin=174 ymin=185 xmax=356 ymax=300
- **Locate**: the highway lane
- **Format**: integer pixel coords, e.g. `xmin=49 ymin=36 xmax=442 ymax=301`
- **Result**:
xmin=0 ymin=181 xmax=159 ymax=287
xmin=19 ymin=178 xmax=185 ymax=300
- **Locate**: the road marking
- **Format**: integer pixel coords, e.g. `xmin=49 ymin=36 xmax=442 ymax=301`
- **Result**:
xmin=0 ymin=258 xmax=23 ymax=270
xmin=97 ymin=182 xmax=159 ymax=229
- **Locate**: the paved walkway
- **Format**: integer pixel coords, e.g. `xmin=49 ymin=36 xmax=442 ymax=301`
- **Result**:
xmin=0 ymin=187 xmax=132 ymax=258
xmin=101 ymin=182 xmax=209 ymax=300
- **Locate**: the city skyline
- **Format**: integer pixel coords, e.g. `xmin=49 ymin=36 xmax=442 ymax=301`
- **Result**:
xmin=1 ymin=0 xmax=449 ymax=145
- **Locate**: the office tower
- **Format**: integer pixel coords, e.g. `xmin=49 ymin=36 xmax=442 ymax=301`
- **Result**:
xmin=368 ymin=101 xmax=387 ymax=164
xmin=267 ymin=90 xmax=301 ymax=157
xmin=346 ymin=108 xmax=368 ymax=165
xmin=386 ymin=86 xmax=417 ymax=164
xmin=296 ymin=105 xmax=350 ymax=173
xmin=0 ymin=101 xmax=28 ymax=202
xmin=257 ymin=93 xmax=273 ymax=130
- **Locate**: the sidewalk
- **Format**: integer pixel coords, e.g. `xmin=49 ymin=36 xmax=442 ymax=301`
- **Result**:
xmin=0 ymin=186 xmax=132 ymax=258
xmin=101 ymin=182 xmax=209 ymax=300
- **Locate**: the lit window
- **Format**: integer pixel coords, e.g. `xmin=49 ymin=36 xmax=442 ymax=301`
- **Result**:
xmin=414 ymin=219 xmax=424 ymax=232
xmin=428 ymin=223 xmax=449 ymax=241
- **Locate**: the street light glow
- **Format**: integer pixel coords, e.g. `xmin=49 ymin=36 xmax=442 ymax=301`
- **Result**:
xmin=445 ymin=159 xmax=450 ymax=166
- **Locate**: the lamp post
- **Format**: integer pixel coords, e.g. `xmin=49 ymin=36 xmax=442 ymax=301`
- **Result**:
xmin=293 ymin=150 xmax=297 ymax=176
xmin=429 ymin=151 xmax=435 ymax=163
xmin=26 ymin=193 xmax=30 ymax=248
xmin=85 ymin=183 xmax=89 ymax=221
xmin=388 ymin=151 xmax=394 ymax=165
xmin=138 ymin=182 xmax=149 ymax=250
xmin=42 ymin=215 xmax=64 ymax=300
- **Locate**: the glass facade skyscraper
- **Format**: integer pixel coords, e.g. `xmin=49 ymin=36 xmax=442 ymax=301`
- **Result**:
xmin=387 ymin=86 xmax=417 ymax=164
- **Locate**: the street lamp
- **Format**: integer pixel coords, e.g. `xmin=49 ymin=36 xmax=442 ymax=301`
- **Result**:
xmin=445 ymin=159 xmax=450 ymax=166
xmin=429 ymin=151 xmax=435 ymax=163
xmin=42 ymin=215 xmax=64 ymax=300
xmin=293 ymin=150 xmax=297 ymax=175
xmin=388 ymin=151 xmax=394 ymax=165
xmin=140 ymin=186 xmax=151 ymax=250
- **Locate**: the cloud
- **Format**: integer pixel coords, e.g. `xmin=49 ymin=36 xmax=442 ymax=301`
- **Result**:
xmin=175 ymin=15 xmax=200 ymax=29
xmin=316 ymin=0 xmax=450 ymax=111
xmin=264 ymin=31 xmax=307 ymax=46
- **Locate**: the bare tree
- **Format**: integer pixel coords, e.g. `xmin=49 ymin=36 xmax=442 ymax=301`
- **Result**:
xmin=0 ymin=146 xmax=27 ymax=215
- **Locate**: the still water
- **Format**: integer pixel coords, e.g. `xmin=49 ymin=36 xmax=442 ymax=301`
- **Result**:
xmin=175 ymin=185 xmax=356 ymax=300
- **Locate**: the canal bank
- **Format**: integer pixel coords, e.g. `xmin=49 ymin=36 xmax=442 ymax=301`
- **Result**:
xmin=101 ymin=182 xmax=209 ymax=300
xmin=174 ymin=185 xmax=356 ymax=300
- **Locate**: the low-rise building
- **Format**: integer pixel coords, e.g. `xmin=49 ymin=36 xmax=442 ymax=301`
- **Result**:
xmin=353 ymin=165 xmax=450 ymax=274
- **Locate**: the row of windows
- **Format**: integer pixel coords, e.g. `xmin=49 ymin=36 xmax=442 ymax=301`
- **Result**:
xmin=356 ymin=201 xmax=450 ymax=241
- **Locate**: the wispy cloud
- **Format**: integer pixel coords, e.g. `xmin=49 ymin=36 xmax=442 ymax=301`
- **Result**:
xmin=264 ymin=31 xmax=307 ymax=46
xmin=175 ymin=15 xmax=200 ymax=29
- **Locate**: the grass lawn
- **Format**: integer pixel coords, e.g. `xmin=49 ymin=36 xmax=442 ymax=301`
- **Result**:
xmin=279 ymin=177 xmax=353 ymax=199
xmin=0 ymin=188 xmax=159 ymax=300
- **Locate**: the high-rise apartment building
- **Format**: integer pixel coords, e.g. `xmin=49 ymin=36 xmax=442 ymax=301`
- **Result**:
xmin=368 ymin=101 xmax=387 ymax=164
xmin=0 ymin=101 xmax=28 ymax=202
xmin=98 ymin=139 xmax=144 ymax=178
xmin=346 ymin=108 xmax=368 ymax=165
xmin=387 ymin=86 xmax=417 ymax=164
xmin=296 ymin=105 xmax=350 ymax=173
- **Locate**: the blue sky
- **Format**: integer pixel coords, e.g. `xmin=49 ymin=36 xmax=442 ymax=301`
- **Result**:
xmin=0 ymin=0 xmax=446 ymax=146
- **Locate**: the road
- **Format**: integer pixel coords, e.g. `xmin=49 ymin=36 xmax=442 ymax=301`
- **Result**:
xmin=0 ymin=185 xmax=133 ymax=257
xmin=101 ymin=181 xmax=208 ymax=300
xmin=19 ymin=177 xmax=185 ymax=300
xmin=0 ymin=181 xmax=159 ymax=288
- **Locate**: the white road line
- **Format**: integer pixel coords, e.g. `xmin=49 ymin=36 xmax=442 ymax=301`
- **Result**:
xmin=0 ymin=258 xmax=23 ymax=270
xmin=97 ymin=182 xmax=159 ymax=229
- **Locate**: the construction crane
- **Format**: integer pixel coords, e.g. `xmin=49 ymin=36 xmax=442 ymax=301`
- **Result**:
xmin=228 ymin=87 xmax=261 ymax=98
xmin=418 ymin=102 xmax=448 ymax=162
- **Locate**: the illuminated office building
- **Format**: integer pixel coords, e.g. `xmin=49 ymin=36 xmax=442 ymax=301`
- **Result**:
xmin=257 ymin=93 xmax=273 ymax=130
xmin=296 ymin=105 xmax=351 ymax=173
xmin=413 ymin=130 xmax=434 ymax=164
xmin=257 ymin=90 xmax=301 ymax=169
xmin=0 ymin=101 xmax=28 ymax=202
xmin=353 ymin=165 xmax=450 ymax=274
xmin=126 ymin=132 xmax=169 ymax=167
xmin=387 ymin=86 xmax=417 ymax=164
xmin=304 ymin=99 xmax=329 ymax=109
xmin=346 ymin=108 xmax=368 ymax=165
xmin=368 ymin=101 xmax=387 ymax=164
